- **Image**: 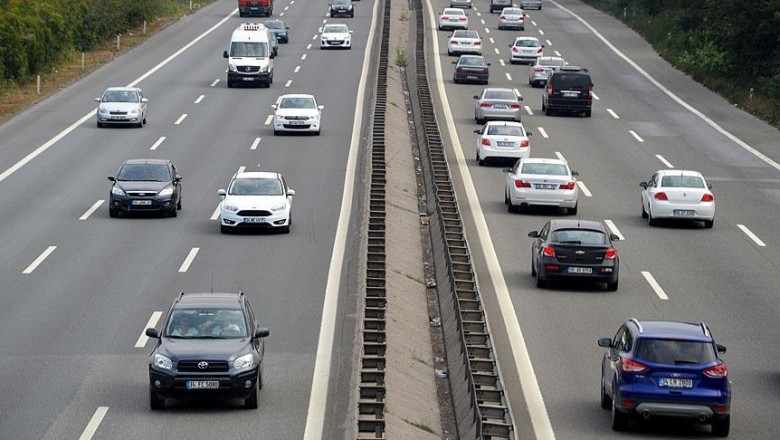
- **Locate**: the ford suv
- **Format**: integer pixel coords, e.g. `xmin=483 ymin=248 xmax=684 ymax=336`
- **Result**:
xmin=598 ymin=319 xmax=730 ymax=436
xmin=146 ymin=292 xmax=270 ymax=409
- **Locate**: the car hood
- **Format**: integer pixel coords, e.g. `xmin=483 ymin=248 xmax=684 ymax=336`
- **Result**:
xmin=99 ymin=102 xmax=141 ymax=112
xmin=323 ymin=32 xmax=350 ymax=39
xmin=115 ymin=181 xmax=170 ymax=192
xmin=158 ymin=338 xmax=252 ymax=361
xmin=224 ymin=194 xmax=288 ymax=209
xmin=274 ymin=108 xmax=320 ymax=118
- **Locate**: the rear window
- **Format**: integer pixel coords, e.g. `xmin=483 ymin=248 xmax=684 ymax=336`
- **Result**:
xmin=514 ymin=39 xmax=539 ymax=47
xmin=521 ymin=163 xmax=568 ymax=176
xmin=551 ymin=229 xmax=607 ymax=245
xmin=454 ymin=30 xmax=479 ymax=38
xmin=503 ymin=8 xmax=523 ymax=14
xmin=487 ymin=125 xmax=523 ymax=136
xmin=660 ymin=175 xmax=705 ymax=188
xmin=484 ymin=90 xmax=515 ymax=100
xmin=552 ymin=73 xmax=591 ymax=88
xmin=635 ymin=339 xmax=717 ymax=365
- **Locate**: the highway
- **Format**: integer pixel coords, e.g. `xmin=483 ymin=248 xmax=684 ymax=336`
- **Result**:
xmin=426 ymin=0 xmax=780 ymax=438
xmin=0 ymin=0 xmax=375 ymax=438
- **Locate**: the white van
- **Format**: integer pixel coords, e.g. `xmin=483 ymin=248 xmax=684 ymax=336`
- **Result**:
xmin=223 ymin=23 xmax=275 ymax=88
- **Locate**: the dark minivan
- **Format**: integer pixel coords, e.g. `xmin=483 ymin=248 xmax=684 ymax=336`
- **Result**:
xmin=542 ymin=66 xmax=593 ymax=117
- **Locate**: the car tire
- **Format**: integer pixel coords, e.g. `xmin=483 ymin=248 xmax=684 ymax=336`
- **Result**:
xmin=566 ymin=204 xmax=578 ymax=215
xmin=508 ymin=197 xmax=517 ymax=213
xmin=274 ymin=129 xmax=281 ymax=136
xmin=477 ymin=152 xmax=485 ymax=166
xmin=136 ymin=121 xmax=143 ymax=128
xmin=585 ymin=109 xmax=592 ymax=117
xmin=600 ymin=379 xmax=611 ymax=409
xmin=227 ymin=80 xmax=234 ymax=88
xmin=531 ymin=260 xmax=536 ymax=277
xmin=168 ymin=208 xmax=177 ymax=218
xmin=641 ymin=201 xmax=648 ymax=218
xmin=607 ymin=279 xmax=619 ymax=291
xmin=704 ymin=218 xmax=714 ymax=229
xmin=245 ymin=386 xmax=258 ymax=409
xmin=475 ymin=116 xmax=486 ymax=124
xmin=536 ymin=274 xmax=547 ymax=288
xmin=545 ymin=105 xmax=552 ymax=116
xmin=647 ymin=208 xmax=657 ymax=226
xmin=109 ymin=207 xmax=118 ymax=218
xmin=611 ymin=393 xmax=630 ymax=431
xmin=220 ymin=224 xmax=231 ymax=234
xmin=150 ymin=388 xmax=165 ymax=410
xmin=711 ymin=416 xmax=730 ymax=437
xmin=314 ymin=129 xmax=321 ymax=136
xmin=97 ymin=122 xmax=103 ymax=128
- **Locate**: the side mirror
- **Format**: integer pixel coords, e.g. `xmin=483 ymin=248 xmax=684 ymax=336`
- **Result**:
xmin=271 ymin=104 xmax=278 ymax=109
xmin=223 ymin=50 xmax=229 ymax=58
xmin=610 ymin=234 xmax=620 ymax=241
xmin=473 ymin=95 xmax=480 ymax=99
xmin=502 ymin=168 xmax=511 ymax=173
xmin=716 ymin=344 xmax=727 ymax=354
xmin=145 ymin=328 xmax=160 ymax=338
xmin=571 ymin=171 xmax=579 ymax=177
xmin=217 ymin=189 xmax=227 ymax=196
xmin=175 ymin=175 xmax=182 ymax=182
xmin=254 ymin=326 xmax=270 ymax=338
xmin=318 ymin=105 xmax=325 ymax=110
xmin=541 ymin=44 xmax=545 ymax=48
xmin=472 ymin=129 xmax=482 ymax=134
xmin=527 ymin=231 xmax=539 ymax=238
xmin=270 ymin=52 xmax=275 ymax=59
xmin=288 ymin=189 xmax=296 ymax=196
xmin=597 ymin=337 xmax=612 ymax=348
xmin=487 ymin=63 xmax=492 ymax=66
xmin=349 ymin=30 xmax=353 ymax=34
xmin=452 ymin=61 xmax=457 ymax=64
xmin=707 ymin=183 xmax=713 ymax=189
xmin=526 ymin=131 xmax=533 ymax=136
xmin=141 ymin=98 xmax=149 ymax=103
xmin=94 ymin=97 xmax=101 ymax=102
xmin=639 ymin=182 xmax=648 ymax=189
xmin=107 ymin=176 xmax=116 ymax=182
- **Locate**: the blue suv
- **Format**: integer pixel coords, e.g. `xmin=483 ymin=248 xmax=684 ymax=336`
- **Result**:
xmin=598 ymin=319 xmax=730 ymax=436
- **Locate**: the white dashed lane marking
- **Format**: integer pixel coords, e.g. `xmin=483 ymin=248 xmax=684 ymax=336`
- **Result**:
xmin=23 ymin=246 xmax=56 ymax=274
xmin=79 ymin=200 xmax=104 ymax=220
xmin=174 ymin=114 xmax=187 ymax=125
xmin=210 ymin=79 xmax=220 ymax=87
xmin=295 ymin=65 xmax=301 ymax=73
xmin=554 ymin=50 xmax=562 ymax=57
xmin=537 ymin=126 xmax=548 ymax=138
xmin=655 ymin=154 xmax=674 ymax=168
xmin=538 ymin=29 xmax=544 ymax=35
xmin=629 ymin=130 xmax=644 ymax=143
xmin=78 ymin=407 xmax=109 ymax=440
xmin=301 ymin=53 xmax=308 ymax=60
xmin=592 ymin=92 xmax=600 ymax=100
xmin=737 ymin=224 xmax=766 ymax=247
xmin=494 ymin=48 xmax=500 ymax=54
xmin=642 ymin=271 xmax=668 ymax=300
xmin=524 ymin=105 xmax=533 ymax=115
xmin=607 ymin=108 xmax=619 ymax=119
xmin=499 ymin=59 xmax=506 ymax=66
xmin=546 ymin=39 xmax=552 ymax=46
xmin=576 ymin=181 xmax=592 ymax=197
xmin=505 ymin=72 xmax=512 ymax=81
xmin=306 ymin=43 xmax=312 ymax=50
xmin=178 ymin=247 xmax=200 ymax=273
xmin=604 ymin=220 xmax=625 ymax=241
xmin=489 ymin=37 xmax=495 ymax=44
xmin=250 ymin=137 xmax=261 ymax=150
xmin=264 ymin=115 xmax=273 ymax=125
xmin=135 ymin=311 xmax=163 ymax=348
xmin=285 ymin=79 xmax=293 ymax=88
xmin=194 ymin=95 xmax=205 ymax=104
xmin=149 ymin=136 xmax=166 ymax=151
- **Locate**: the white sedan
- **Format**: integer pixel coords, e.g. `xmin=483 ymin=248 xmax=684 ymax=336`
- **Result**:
xmin=438 ymin=8 xmax=468 ymax=30
xmin=504 ymin=158 xmax=578 ymax=214
xmin=640 ymin=169 xmax=715 ymax=228
xmin=473 ymin=121 xmax=532 ymax=165
xmin=218 ymin=171 xmax=295 ymax=234
xmin=447 ymin=29 xmax=482 ymax=56
xmin=272 ymin=94 xmax=324 ymax=135
xmin=320 ymin=23 xmax=353 ymax=49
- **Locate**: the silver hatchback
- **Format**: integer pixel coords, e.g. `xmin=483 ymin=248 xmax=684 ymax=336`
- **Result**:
xmin=498 ymin=8 xmax=526 ymax=30
xmin=474 ymin=88 xmax=523 ymax=124
xmin=529 ymin=56 xmax=567 ymax=87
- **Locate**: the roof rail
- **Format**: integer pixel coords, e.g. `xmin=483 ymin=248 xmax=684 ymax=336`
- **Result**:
xmin=700 ymin=322 xmax=710 ymax=337
xmin=628 ymin=318 xmax=643 ymax=334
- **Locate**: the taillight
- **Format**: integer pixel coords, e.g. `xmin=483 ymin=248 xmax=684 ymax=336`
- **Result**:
xmin=654 ymin=192 xmax=668 ymax=201
xmin=509 ymin=104 xmax=520 ymax=109
xmin=537 ymin=47 xmax=543 ymax=53
xmin=559 ymin=181 xmax=575 ymax=190
xmin=703 ymin=363 xmax=728 ymax=378
xmin=474 ymin=41 xmax=481 ymax=45
xmin=620 ymin=358 xmax=648 ymax=373
xmin=701 ymin=193 xmax=714 ymax=202
xmin=588 ymin=85 xmax=593 ymax=98
xmin=542 ymin=246 xmax=555 ymax=257
xmin=451 ymin=40 xmax=459 ymax=45
xmin=480 ymin=103 xmax=491 ymax=108
xmin=481 ymin=138 xmax=491 ymax=146
xmin=547 ymin=84 xmax=553 ymax=96
xmin=604 ymin=248 xmax=617 ymax=259
xmin=500 ymin=15 xmax=506 ymax=19
xmin=520 ymin=139 xmax=529 ymax=147
xmin=514 ymin=179 xmax=531 ymax=188
xmin=512 ymin=47 xmax=518 ymax=53
xmin=459 ymin=17 xmax=466 ymax=21
xmin=534 ymin=67 xmax=544 ymax=72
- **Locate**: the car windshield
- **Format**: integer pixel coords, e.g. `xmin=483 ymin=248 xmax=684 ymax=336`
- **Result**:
xmin=539 ymin=58 xmax=565 ymax=67
xmin=324 ymin=25 xmax=349 ymax=33
xmin=635 ymin=339 xmax=717 ymax=365
xmin=521 ymin=163 xmax=568 ymax=176
xmin=661 ymin=175 xmax=705 ymax=188
xmin=460 ymin=57 xmax=486 ymax=67
xmin=553 ymin=73 xmax=590 ymax=88
xmin=484 ymin=90 xmax=515 ymax=100
xmin=229 ymin=178 xmax=283 ymax=196
xmin=487 ymin=125 xmax=523 ymax=136
xmin=551 ymin=229 xmax=607 ymax=245
xmin=265 ymin=21 xmax=284 ymax=29
xmin=279 ymin=97 xmax=316 ymax=109
xmin=165 ymin=308 xmax=248 ymax=339
xmin=117 ymin=164 xmax=170 ymax=181
xmin=230 ymin=41 xmax=267 ymax=57
xmin=515 ymin=39 xmax=539 ymax=47
xmin=103 ymin=90 xmax=139 ymax=103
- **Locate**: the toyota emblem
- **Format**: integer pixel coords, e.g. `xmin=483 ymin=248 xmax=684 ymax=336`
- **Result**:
xmin=198 ymin=361 xmax=209 ymax=369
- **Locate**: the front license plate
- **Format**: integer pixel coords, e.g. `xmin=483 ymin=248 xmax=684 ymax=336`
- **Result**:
xmin=132 ymin=200 xmax=152 ymax=206
xmin=467 ymin=75 xmax=478 ymax=80
xmin=186 ymin=380 xmax=219 ymax=390
xmin=658 ymin=378 xmax=693 ymax=388
xmin=568 ymin=267 xmax=592 ymax=274
xmin=242 ymin=77 xmax=255 ymax=82
xmin=288 ymin=120 xmax=306 ymax=125
xmin=244 ymin=217 xmax=266 ymax=223
xmin=673 ymin=210 xmax=695 ymax=216
xmin=110 ymin=116 xmax=125 ymax=120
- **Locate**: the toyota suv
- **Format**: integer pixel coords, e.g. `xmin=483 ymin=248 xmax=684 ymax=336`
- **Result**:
xmin=598 ymin=319 xmax=730 ymax=436
xmin=146 ymin=292 xmax=270 ymax=409
xmin=542 ymin=66 xmax=593 ymax=117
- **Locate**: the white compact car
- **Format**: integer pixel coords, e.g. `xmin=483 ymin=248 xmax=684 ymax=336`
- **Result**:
xmin=272 ymin=94 xmax=324 ymax=135
xmin=498 ymin=7 xmax=525 ymax=30
xmin=447 ymin=29 xmax=482 ymax=56
xmin=95 ymin=87 xmax=148 ymax=128
xmin=640 ymin=170 xmax=715 ymax=228
xmin=504 ymin=158 xmax=579 ymax=214
xmin=509 ymin=36 xmax=543 ymax=64
xmin=438 ymin=8 xmax=469 ymax=30
xmin=474 ymin=121 xmax=532 ymax=165
xmin=320 ymin=23 xmax=352 ymax=49
xmin=218 ymin=171 xmax=295 ymax=233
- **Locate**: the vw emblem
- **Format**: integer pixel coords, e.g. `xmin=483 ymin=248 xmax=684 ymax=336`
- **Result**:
xmin=197 ymin=361 xmax=209 ymax=370
xmin=575 ymin=250 xmax=585 ymax=255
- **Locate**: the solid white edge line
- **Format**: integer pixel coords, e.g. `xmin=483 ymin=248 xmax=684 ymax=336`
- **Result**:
xmin=576 ymin=181 xmax=592 ymax=197
xmin=250 ymin=137 xmax=261 ymax=150
xmin=550 ymin=0 xmax=780 ymax=172
xmin=606 ymin=108 xmax=619 ymax=119
xmin=425 ymin=0 xmax=554 ymax=438
xmin=641 ymin=271 xmax=668 ymax=300
xmin=736 ymin=224 xmax=766 ymax=247
xmin=178 ymin=247 xmax=200 ymax=273
xmin=655 ymin=154 xmax=674 ymax=168
xmin=537 ymin=126 xmax=548 ymax=138
xmin=302 ymin=0 xmax=379 ymax=437
xmin=174 ymin=114 xmax=188 ymax=125
xmin=149 ymin=136 xmax=166 ymax=151
xmin=264 ymin=115 xmax=273 ymax=125
xmin=79 ymin=200 xmax=104 ymax=220
xmin=23 ymin=246 xmax=57 ymax=274
xmin=210 ymin=204 xmax=221 ymax=221
xmin=78 ymin=407 xmax=109 ymax=440
xmin=604 ymin=219 xmax=625 ymax=241
xmin=135 ymin=311 xmax=163 ymax=348
xmin=554 ymin=151 xmax=566 ymax=162
xmin=195 ymin=94 xmax=205 ymax=104
xmin=629 ymin=129 xmax=644 ymax=143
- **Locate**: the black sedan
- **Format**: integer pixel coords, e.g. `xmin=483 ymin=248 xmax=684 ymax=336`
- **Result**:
xmin=108 ymin=159 xmax=182 ymax=218
xmin=453 ymin=55 xmax=490 ymax=84
xmin=528 ymin=219 xmax=619 ymax=290
xmin=264 ymin=19 xmax=289 ymax=43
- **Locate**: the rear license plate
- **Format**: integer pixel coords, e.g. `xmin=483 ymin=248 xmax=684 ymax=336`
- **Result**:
xmin=561 ymin=90 xmax=581 ymax=98
xmin=496 ymin=141 xmax=513 ymax=147
xmin=242 ymin=77 xmax=255 ymax=81
xmin=568 ymin=267 xmax=592 ymax=274
xmin=244 ymin=218 xmax=266 ymax=223
xmin=673 ymin=210 xmax=695 ymax=216
xmin=535 ymin=184 xmax=557 ymax=189
xmin=493 ymin=104 xmax=508 ymax=109
xmin=132 ymin=200 xmax=152 ymax=205
xmin=186 ymin=380 xmax=219 ymax=390
xmin=658 ymin=378 xmax=693 ymax=388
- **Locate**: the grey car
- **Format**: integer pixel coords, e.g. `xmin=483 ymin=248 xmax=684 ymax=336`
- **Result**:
xmin=95 ymin=87 xmax=148 ymax=128
xmin=520 ymin=0 xmax=542 ymax=10
xmin=474 ymin=88 xmax=523 ymax=124
xmin=529 ymin=56 xmax=567 ymax=87
xmin=450 ymin=0 xmax=472 ymax=8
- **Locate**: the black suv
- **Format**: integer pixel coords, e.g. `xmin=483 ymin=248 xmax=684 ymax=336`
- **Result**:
xmin=145 ymin=292 xmax=270 ymax=409
xmin=542 ymin=66 xmax=593 ymax=117
xmin=108 ymin=159 xmax=182 ymax=218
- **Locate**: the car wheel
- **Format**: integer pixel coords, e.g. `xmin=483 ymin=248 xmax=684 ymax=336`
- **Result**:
xmin=600 ymin=379 xmax=611 ymax=409
xmin=109 ymin=207 xmax=118 ymax=218
xmin=177 ymin=198 xmax=182 ymax=210
xmin=220 ymin=224 xmax=230 ymax=234
xmin=245 ymin=385 xmax=258 ymax=409
xmin=97 ymin=122 xmax=103 ymax=128
xmin=274 ymin=129 xmax=280 ymax=136
xmin=607 ymin=279 xmax=618 ymax=291
xmin=566 ymin=204 xmax=578 ymax=215
xmin=314 ymin=129 xmax=321 ymax=136
xmin=150 ymin=388 xmax=165 ymax=410
xmin=508 ymin=198 xmax=517 ymax=213
xmin=477 ymin=152 xmax=485 ymax=166
xmin=545 ymin=105 xmax=552 ymax=116
xmin=536 ymin=273 xmax=547 ymax=288
xmin=711 ymin=415 xmax=730 ymax=437
xmin=227 ymin=80 xmax=234 ymax=88
xmin=541 ymin=100 xmax=546 ymax=111
xmin=641 ymin=201 xmax=648 ymax=218
xmin=531 ymin=259 xmax=536 ymax=277
xmin=703 ymin=218 xmax=714 ymax=229
xmin=168 ymin=208 xmax=177 ymax=218
xmin=136 ymin=121 xmax=143 ymax=128
xmin=258 ymin=365 xmax=264 ymax=390
xmin=611 ymin=392 xmax=630 ymax=431
xmin=475 ymin=116 xmax=486 ymax=125
xmin=647 ymin=208 xmax=657 ymax=226
xmin=504 ymin=189 xmax=509 ymax=205
xmin=585 ymin=109 xmax=592 ymax=117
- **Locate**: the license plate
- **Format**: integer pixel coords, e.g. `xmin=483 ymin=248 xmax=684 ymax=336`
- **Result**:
xmin=186 ymin=380 xmax=219 ymax=390
xmin=673 ymin=210 xmax=695 ymax=216
xmin=132 ymin=200 xmax=152 ymax=205
xmin=467 ymin=75 xmax=478 ymax=79
xmin=244 ymin=218 xmax=266 ymax=223
xmin=493 ymin=104 xmax=508 ymax=109
xmin=568 ymin=267 xmax=592 ymax=274
xmin=658 ymin=378 xmax=693 ymax=388
xmin=496 ymin=141 xmax=513 ymax=147
xmin=561 ymin=90 xmax=580 ymax=98
xmin=110 ymin=116 xmax=125 ymax=120
xmin=535 ymin=184 xmax=557 ymax=189
xmin=242 ymin=77 xmax=255 ymax=81
xmin=288 ymin=120 xmax=306 ymax=125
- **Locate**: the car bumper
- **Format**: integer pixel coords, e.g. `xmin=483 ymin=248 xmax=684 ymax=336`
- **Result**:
xmin=449 ymin=45 xmax=482 ymax=55
xmin=476 ymin=108 xmax=522 ymax=121
xmin=450 ymin=0 xmax=472 ymax=7
xmin=321 ymin=40 xmax=351 ymax=49
xmin=530 ymin=73 xmax=550 ymax=83
xmin=273 ymin=118 xmax=320 ymax=132
xmin=499 ymin=21 xmax=525 ymax=29
xmin=331 ymin=9 xmax=353 ymax=17
xmin=649 ymin=202 xmax=715 ymax=221
xmin=537 ymin=259 xmax=618 ymax=282
xmin=97 ymin=115 xmax=143 ymax=125
xmin=509 ymin=187 xmax=577 ymax=208
xmin=227 ymin=72 xmax=271 ymax=84
xmin=510 ymin=54 xmax=541 ymax=63
xmin=479 ymin=145 xmax=530 ymax=160
xmin=546 ymin=98 xmax=591 ymax=111
xmin=454 ymin=72 xmax=488 ymax=83
xmin=439 ymin=22 xmax=469 ymax=30
xmin=110 ymin=195 xmax=176 ymax=213
xmin=239 ymin=7 xmax=272 ymax=16
xmin=149 ymin=367 xmax=259 ymax=399
xmin=221 ymin=209 xmax=290 ymax=229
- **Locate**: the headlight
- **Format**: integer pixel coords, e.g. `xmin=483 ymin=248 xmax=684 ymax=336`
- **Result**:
xmin=259 ymin=65 xmax=269 ymax=73
xmin=228 ymin=64 xmax=238 ymax=72
xmin=158 ymin=187 xmax=173 ymax=197
xmin=129 ymin=108 xmax=139 ymax=115
xmin=111 ymin=186 xmax=126 ymax=196
xmin=223 ymin=204 xmax=239 ymax=212
xmin=233 ymin=353 xmax=255 ymax=370
xmin=275 ymin=113 xmax=285 ymax=120
xmin=98 ymin=106 xmax=109 ymax=115
xmin=270 ymin=204 xmax=286 ymax=212
xmin=153 ymin=354 xmax=173 ymax=370
xmin=311 ymin=114 xmax=320 ymax=121
xmin=348 ymin=5 xmax=353 ymax=9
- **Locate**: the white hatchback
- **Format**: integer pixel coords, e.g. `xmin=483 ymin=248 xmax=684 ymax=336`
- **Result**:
xmin=504 ymin=158 xmax=579 ymax=214
xmin=272 ymin=94 xmax=324 ymax=135
xmin=218 ymin=171 xmax=295 ymax=234
xmin=448 ymin=29 xmax=482 ymax=56
xmin=320 ymin=23 xmax=353 ymax=49
xmin=438 ymin=8 xmax=469 ymax=30
xmin=509 ymin=36 xmax=543 ymax=64
xmin=640 ymin=170 xmax=715 ymax=228
xmin=474 ymin=121 xmax=532 ymax=165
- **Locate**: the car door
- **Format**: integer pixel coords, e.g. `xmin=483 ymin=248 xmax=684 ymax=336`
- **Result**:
xmin=531 ymin=222 xmax=550 ymax=269
xmin=604 ymin=326 xmax=628 ymax=395
xmin=245 ymin=300 xmax=264 ymax=359
xmin=170 ymin=163 xmax=182 ymax=203
xmin=642 ymin=173 xmax=658 ymax=212
xmin=505 ymin=158 xmax=521 ymax=195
